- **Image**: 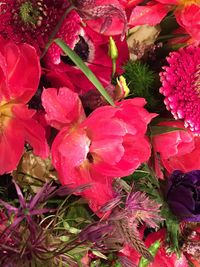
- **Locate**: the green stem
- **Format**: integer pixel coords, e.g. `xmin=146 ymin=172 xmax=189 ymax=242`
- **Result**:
xmin=40 ymin=5 xmax=74 ymax=59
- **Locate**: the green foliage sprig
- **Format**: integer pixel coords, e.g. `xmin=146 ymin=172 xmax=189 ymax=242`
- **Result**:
xmin=123 ymin=60 xmax=163 ymax=111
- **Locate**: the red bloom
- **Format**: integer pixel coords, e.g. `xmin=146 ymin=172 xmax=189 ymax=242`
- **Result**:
xmin=72 ymin=0 xmax=127 ymax=37
xmin=0 ymin=0 xmax=66 ymax=54
xmin=45 ymin=23 xmax=129 ymax=94
xmin=42 ymin=87 xmax=156 ymax=212
xmin=120 ymin=229 xmax=189 ymax=267
xmin=0 ymin=39 xmax=49 ymax=174
xmin=129 ymin=0 xmax=200 ymax=41
xmin=153 ymin=121 xmax=200 ymax=174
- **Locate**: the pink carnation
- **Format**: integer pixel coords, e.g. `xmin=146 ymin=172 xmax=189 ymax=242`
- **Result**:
xmin=42 ymin=87 xmax=156 ymax=212
xmin=160 ymin=46 xmax=200 ymax=134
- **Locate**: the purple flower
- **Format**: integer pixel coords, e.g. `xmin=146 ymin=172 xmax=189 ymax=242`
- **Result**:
xmin=166 ymin=170 xmax=200 ymax=222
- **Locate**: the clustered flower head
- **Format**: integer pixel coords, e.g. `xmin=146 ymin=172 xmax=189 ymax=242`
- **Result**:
xmin=160 ymin=46 xmax=200 ymax=134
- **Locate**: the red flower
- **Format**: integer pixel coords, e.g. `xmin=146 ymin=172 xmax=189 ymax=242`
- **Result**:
xmin=0 ymin=39 xmax=49 ymax=174
xmin=45 ymin=20 xmax=129 ymax=94
xmin=0 ymin=0 xmax=66 ymax=54
xmin=183 ymin=226 xmax=200 ymax=267
xmin=129 ymin=0 xmax=200 ymax=41
xmin=72 ymin=0 xmax=127 ymax=37
xmin=120 ymin=229 xmax=189 ymax=267
xmin=42 ymin=87 xmax=156 ymax=212
xmin=152 ymin=121 xmax=200 ymax=174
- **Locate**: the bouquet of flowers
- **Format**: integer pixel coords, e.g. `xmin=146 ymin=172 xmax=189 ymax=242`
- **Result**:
xmin=0 ymin=0 xmax=200 ymax=266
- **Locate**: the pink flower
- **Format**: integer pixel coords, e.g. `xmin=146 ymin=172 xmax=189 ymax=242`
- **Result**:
xmin=0 ymin=39 xmax=49 ymax=174
xmin=160 ymin=45 xmax=200 ymax=134
xmin=42 ymin=87 xmax=156 ymax=212
xmin=120 ymin=229 xmax=189 ymax=267
xmin=152 ymin=121 xmax=200 ymax=174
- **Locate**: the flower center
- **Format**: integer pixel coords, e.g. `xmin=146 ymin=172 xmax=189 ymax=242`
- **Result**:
xmin=18 ymin=1 xmax=47 ymax=28
xmin=61 ymin=36 xmax=90 ymax=65
xmin=0 ymin=102 xmax=13 ymax=133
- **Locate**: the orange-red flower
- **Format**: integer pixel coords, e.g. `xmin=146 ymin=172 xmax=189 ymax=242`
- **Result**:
xmin=0 ymin=39 xmax=49 ymax=174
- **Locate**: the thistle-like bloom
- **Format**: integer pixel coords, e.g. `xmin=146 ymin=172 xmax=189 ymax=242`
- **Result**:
xmin=126 ymin=191 xmax=162 ymax=228
xmin=0 ymin=0 xmax=66 ymax=53
xmin=160 ymin=46 xmax=200 ymax=134
xmin=0 ymin=39 xmax=49 ymax=174
xmin=42 ymin=87 xmax=156 ymax=212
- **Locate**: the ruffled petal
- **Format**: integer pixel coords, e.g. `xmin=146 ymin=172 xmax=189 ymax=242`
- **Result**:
xmin=42 ymin=87 xmax=85 ymax=130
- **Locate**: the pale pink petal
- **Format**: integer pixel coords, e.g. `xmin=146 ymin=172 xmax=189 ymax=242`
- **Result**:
xmin=42 ymin=87 xmax=85 ymax=130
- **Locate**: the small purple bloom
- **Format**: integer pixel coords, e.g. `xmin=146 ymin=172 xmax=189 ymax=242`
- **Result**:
xmin=167 ymin=170 xmax=200 ymax=222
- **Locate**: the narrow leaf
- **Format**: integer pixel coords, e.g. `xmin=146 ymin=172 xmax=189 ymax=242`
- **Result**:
xmin=149 ymin=125 xmax=186 ymax=136
xmin=54 ymin=38 xmax=115 ymax=106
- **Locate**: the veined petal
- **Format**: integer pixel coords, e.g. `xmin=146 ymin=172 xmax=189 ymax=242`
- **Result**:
xmin=129 ymin=3 xmax=170 ymax=26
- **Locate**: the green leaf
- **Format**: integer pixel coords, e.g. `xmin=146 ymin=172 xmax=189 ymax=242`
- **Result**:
xmin=54 ymin=38 xmax=115 ymax=106
xmin=149 ymin=125 xmax=186 ymax=136
xmin=92 ymin=250 xmax=108 ymax=260
xmin=138 ymin=240 xmax=160 ymax=267
xmin=66 ymin=204 xmax=92 ymax=228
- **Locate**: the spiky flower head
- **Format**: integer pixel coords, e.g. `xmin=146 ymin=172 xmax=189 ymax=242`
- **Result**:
xmin=125 ymin=191 xmax=162 ymax=229
xmin=160 ymin=45 xmax=200 ymax=134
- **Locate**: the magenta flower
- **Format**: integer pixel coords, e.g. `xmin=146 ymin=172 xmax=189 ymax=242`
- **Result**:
xmin=160 ymin=46 xmax=200 ymax=134
xmin=42 ymin=87 xmax=156 ymax=212
xmin=0 ymin=39 xmax=49 ymax=174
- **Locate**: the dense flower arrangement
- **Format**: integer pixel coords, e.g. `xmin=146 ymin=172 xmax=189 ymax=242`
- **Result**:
xmin=0 ymin=0 xmax=200 ymax=266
